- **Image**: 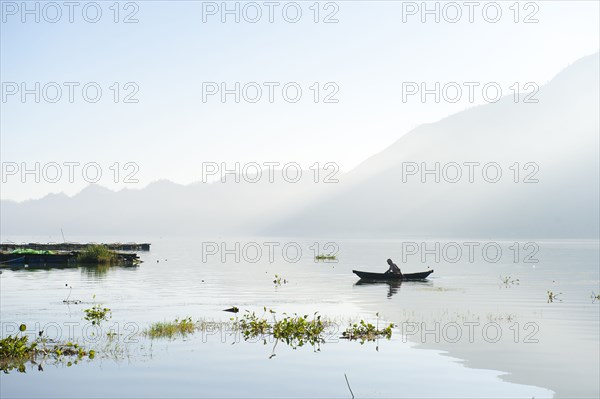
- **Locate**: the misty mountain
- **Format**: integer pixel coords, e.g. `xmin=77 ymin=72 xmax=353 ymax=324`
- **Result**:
xmin=2 ymin=53 xmax=598 ymax=238
xmin=267 ymin=52 xmax=600 ymax=238
xmin=0 ymin=176 xmax=339 ymax=236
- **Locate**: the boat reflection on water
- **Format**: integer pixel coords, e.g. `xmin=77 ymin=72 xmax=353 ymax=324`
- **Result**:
xmin=354 ymin=279 xmax=433 ymax=298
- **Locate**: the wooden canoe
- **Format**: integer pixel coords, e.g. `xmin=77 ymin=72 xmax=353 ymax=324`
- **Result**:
xmin=353 ymin=269 xmax=433 ymax=281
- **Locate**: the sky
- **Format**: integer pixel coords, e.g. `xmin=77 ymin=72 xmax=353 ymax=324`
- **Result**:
xmin=1 ymin=0 xmax=599 ymax=201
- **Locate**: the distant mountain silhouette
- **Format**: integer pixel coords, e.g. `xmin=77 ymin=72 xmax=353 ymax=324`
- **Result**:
xmin=266 ymin=52 xmax=600 ymax=238
xmin=0 ymin=177 xmax=339 ymax=236
xmin=2 ymin=53 xmax=598 ymax=238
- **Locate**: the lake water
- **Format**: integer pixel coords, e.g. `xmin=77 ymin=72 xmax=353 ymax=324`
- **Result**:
xmin=1 ymin=236 xmax=598 ymax=398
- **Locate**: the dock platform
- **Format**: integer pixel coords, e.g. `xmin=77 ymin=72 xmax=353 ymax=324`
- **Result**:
xmin=0 ymin=243 xmax=151 ymax=252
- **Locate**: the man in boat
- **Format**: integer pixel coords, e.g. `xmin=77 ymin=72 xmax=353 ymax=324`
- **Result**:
xmin=385 ymin=258 xmax=403 ymax=277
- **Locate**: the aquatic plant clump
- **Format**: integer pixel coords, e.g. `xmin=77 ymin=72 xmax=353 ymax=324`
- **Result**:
xmin=84 ymin=304 xmax=112 ymax=325
xmin=76 ymin=245 xmax=119 ymax=264
xmin=272 ymin=314 xmax=326 ymax=347
xmin=0 ymin=324 xmax=94 ymax=374
xmin=0 ymin=333 xmax=36 ymax=361
xmin=146 ymin=317 xmax=196 ymax=339
xmin=239 ymin=310 xmax=326 ymax=349
xmin=342 ymin=320 xmax=394 ymax=343
xmin=239 ymin=312 xmax=271 ymax=338
xmin=547 ymin=290 xmax=563 ymax=303
xmin=500 ymin=275 xmax=520 ymax=286
xmin=1 ymin=334 xmax=38 ymax=374
xmin=273 ymin=274 xmax=288 ymax=286
xmin=315 ymin=254 xmax=337 ymax=260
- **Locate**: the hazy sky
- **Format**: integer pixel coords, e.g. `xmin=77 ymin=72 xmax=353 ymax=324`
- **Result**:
xmin=1 ymin=0 xmax=599 ymax=201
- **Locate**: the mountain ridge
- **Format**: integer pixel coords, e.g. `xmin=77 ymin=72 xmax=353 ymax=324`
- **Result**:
xmin=2 ymin=52 xmax=598 ymax=238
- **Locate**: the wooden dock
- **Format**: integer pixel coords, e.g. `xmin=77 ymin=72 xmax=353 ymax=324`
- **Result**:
xmin=0 ymin=243 xmax=151 ymax=252
xmin=0 ymin=251 xmax=141 ymax=267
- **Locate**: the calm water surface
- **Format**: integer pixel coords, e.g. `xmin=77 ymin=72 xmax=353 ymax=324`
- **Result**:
xmin=1 ymin=236 xmax=598 ymax=398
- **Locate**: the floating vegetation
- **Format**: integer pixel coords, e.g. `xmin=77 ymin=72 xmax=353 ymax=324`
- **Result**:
xmin=500 ymin=275 xmax=520 ymax=286
xmin=145 ymin=317 xmax=196 ymax=339
xmin=0 ymin=324 xmax=93 ymax=374
xmin=273 ymin=274 xmax=288 ymax=287
xmin=83 ymin=297 xmax=112 ymax=325
xmin=142 ymin=309 xmax=332 ymax=352
xmin=240 ymin=309 xmax=326 ymax=349
xmin=272 ymin=314 xmax=326 ymax=348
xmin=0 ymin=325 xmax=35 ymax=361
xmin=486 ymin=313 xmax=516 ymax=322
xmin=547 ymin=290 xmax=562 ymax=303
xmin=341 ymin=319 xmax=394 ymax=343
xmin=239 ymin=312 xmax=271 ymax=338
xmin=315 ymin=254 xmax=337 ymax=261
xmin=63 ymin=284 xmax=82 ymax=304
xmin=76 ymin=245 xmax=118 ymax=264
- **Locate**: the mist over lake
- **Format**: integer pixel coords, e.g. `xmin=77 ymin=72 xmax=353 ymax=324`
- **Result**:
xmin=1 ymin=1 xmax=599 ymax=398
